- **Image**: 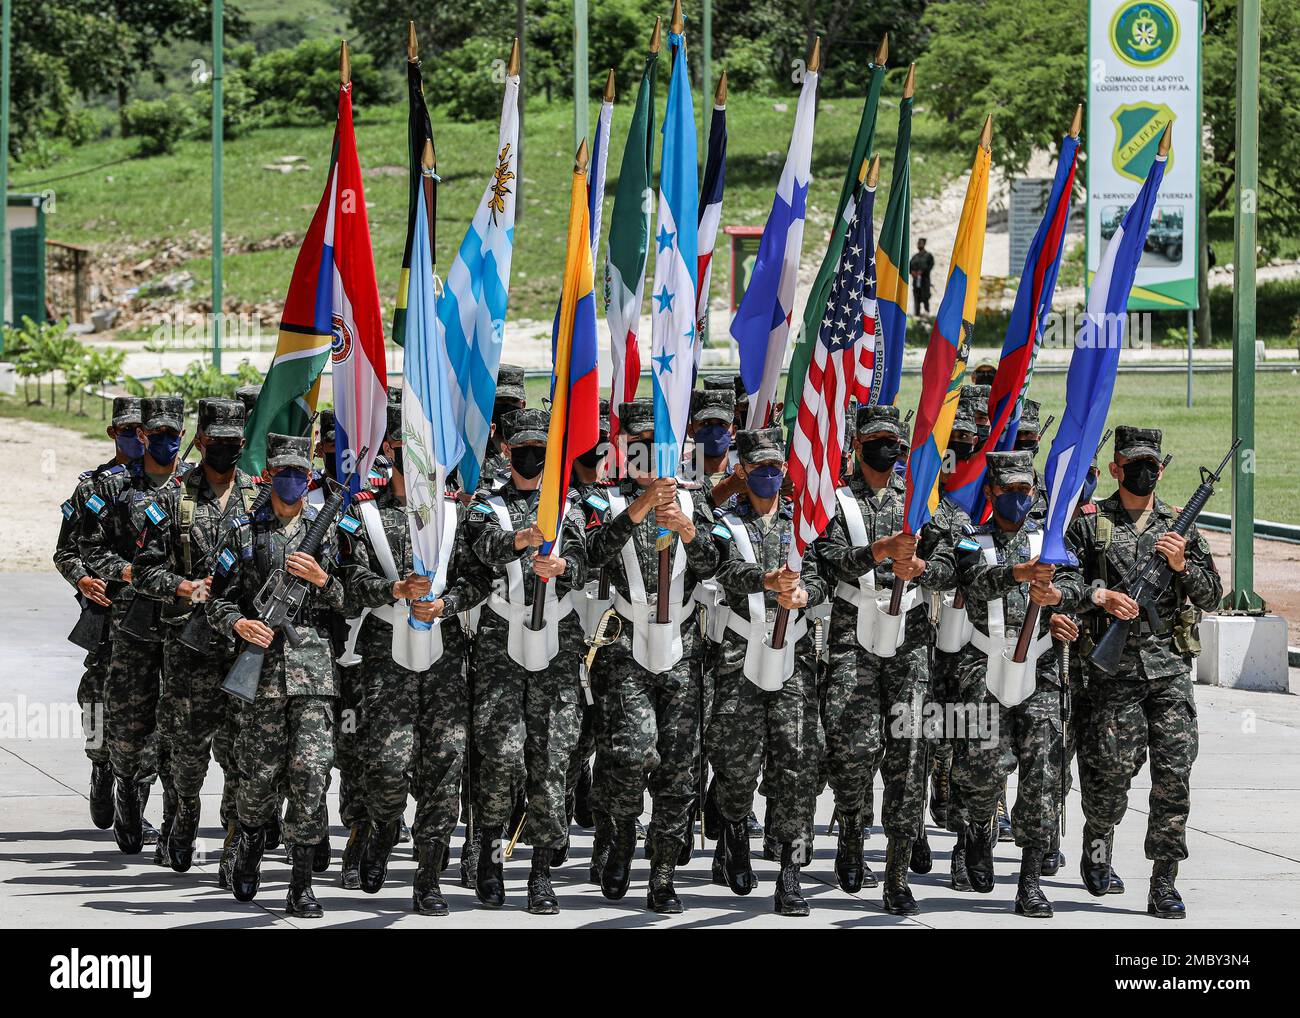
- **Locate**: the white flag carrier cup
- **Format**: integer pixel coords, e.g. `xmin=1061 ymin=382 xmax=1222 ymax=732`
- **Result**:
xmin=969 ymin=531 xmax=1052 ymax=708
xmin=723 ymin=514 xmax=805 ymax=691
xmin=832 ymin=488 xmax=921 ymax=658
xmin=484 ymin=496 xmax=573 ymax=671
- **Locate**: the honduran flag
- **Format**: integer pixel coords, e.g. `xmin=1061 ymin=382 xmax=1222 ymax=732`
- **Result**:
xmin=731 ymin=61 xmax=818 ymax=428
xmin=243 ymin=73 xmax=387 ymax=480
xmin=1040 ymin=142 xmax=1168 ymax=566
xmin=694 ymin=85 xmax=727 ymax=376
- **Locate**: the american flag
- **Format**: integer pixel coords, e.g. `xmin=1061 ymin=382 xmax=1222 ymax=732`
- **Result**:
xmin=852 ymin=232 xmax=884 ymax=407
xmin=788 ymin=176 xmax=878 ymax=570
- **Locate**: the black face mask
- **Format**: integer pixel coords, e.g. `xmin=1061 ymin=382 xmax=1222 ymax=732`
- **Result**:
xmin=975 ymin=424 xmax=991 ymax=450
xmin=389 ymin=447 xmax=404 ymax=475
xmin=859 ymin=437 xmax=901 ymax=473
xmin=949 ymin=440 xmax=976 ymax=462
xmin=203 ymin=443 xmax=241 ymax=473
xmin=1014 ymin=436 xmax=1040 ymax=455
xmin=1120 ymin=459 xmax=1160 ymax=497
xmin=576 ymin=443 xmax=605 ymax=470
xmin=511 ymin=445 xmax=547 ymax=480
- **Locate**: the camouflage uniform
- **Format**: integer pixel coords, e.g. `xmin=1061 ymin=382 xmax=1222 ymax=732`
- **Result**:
xmin=476 ymin=363 xmax=526 ymax=493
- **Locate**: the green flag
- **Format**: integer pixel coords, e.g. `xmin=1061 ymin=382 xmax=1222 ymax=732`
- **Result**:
xmin=874 ymin=92 xmax=912 ymax=405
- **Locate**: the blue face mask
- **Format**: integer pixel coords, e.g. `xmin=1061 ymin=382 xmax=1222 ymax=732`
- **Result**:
xmin=746 ymin=465 xmax=783 ymax=499
xmin=1079 ymin=469 xmax=1099 ymax=506
xmin=696 ymin=424 xmax=732 ymax=458
xmin=993 ymin=489 xmax=1035 ymax=525
xmin=146 ymin=432 xmax=181 ymax=465
xmin=272 ymin=468 xmax=310 ymax=504
xmin=116 ymin=433 xmax=145 ymax=460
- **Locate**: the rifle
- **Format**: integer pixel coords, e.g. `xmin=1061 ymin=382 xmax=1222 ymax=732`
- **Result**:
xmin=1058 ymin=639 xmax=1070 ymax=837
xmin=1088 ymin=439 xmax=1239 ymax=676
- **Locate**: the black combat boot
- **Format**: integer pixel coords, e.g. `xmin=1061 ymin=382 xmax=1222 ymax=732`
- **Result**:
xmin=647 ymin=838 xmax=683 ymax=914
xmin=1105 ymin=832 xmax=1124 ymax=893
xmin=312 ymin=829 xmax=331 ymax=873
xmin=745 ymin=810 xmax=763 ymax=839
xmin=232 ymin=822 xmax=265 ymax=902
xmin=112 ymin=775 xmax=143 ymax=855
xmin=1014 ymin=848 xmax=1053 ymax=918
xmin=996 ymin=789 xmax=1013 ymax=842
xmin=589 ymin=813 xmax=612 ymax=886
xmin=710 ymin=831 xmax=728 ymax=886
xmin=527 ymin=847 xmax=560 ymax=915
xmin=474 ymin=825 xmax=506 ymax=908
xmin=573 ymin=761 xmax=595 ymax=829
xmin=950 ymin=821 xmax=973 ymax=891
xmin=169 ymin=795 xmax=201 ymax=873
xmin=553 ymin=835 xmax=570 ymax=867
xmin=138 ymin=782 xmax=158 ymax=846
xmin=89 ymin=762 xmax=114 ymax=829
xmin=153 ymin=784 xmax=176 ymax=867
xmin=264 ymin=809 xmax=283 ymax=851
xmin=359 ymin=818 xmax=400 ymax=894
xmin=910 ymin=825 xmax=933 ymax=874
xmin=600 ymin=815 xmax=637 ymax=901
xmin=413 ymin=842 xmax=450 ymax=916
xmin=774 ymin=842 xmax=810 ymax=917
xmin=964 ymin=818 xmax=996 ymax=894
xmin=217 ymin=819 xmax=238 ymax=890
xmin=703 ymin=777 xmax=721 ymax=840
xmin=1148 ymin=860 xmax=1185 ymax=919
xmin=397 ymin=815 xmax=411 ymax=845
xmin=722 ymin=818 xmax=756 ymax=896
xmin=929 ymin=764 xmax=950 ymax=827
xmin=340 ymin=820 xmax=369 ymax=889
xmin=460 ymin=825 xmax=479 ymax=889
xmin=286 ymin=844 xmax=323 ymax=918
xmin=883 ymin=836 xmax=920 ymax=916
xmin=761 ymin=809 xmax=778 ymax=861
xmin=1080 ymin=825 xmax=1112 ymax=897
xmin=1040 ymin=827 xmax=1064 ymax=875
xmin=834 ymin=809 xmax=866 ymax=893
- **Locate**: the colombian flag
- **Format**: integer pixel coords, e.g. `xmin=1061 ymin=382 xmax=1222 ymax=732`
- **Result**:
xmin=537 ymin=144 xmax=601 ymax=552
xmin=902 ymin=125 xmax=991 ymax=534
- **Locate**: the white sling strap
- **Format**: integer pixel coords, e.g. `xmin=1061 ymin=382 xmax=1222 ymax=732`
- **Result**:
xmin=969 ymin=530 xmax=1053 ymax=707
xmin=831 ymin=487 xmax=919 ymax=657
xmin=722 ymin=513 xmax=806 ymax=691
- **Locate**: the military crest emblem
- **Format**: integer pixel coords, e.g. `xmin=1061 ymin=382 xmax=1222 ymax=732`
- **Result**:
xmin=1111 ymin=102 xmax=1176 ymax=183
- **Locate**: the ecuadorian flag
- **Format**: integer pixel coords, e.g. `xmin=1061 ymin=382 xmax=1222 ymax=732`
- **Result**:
xmin=902 ymin=126 xmax=991 ymax=534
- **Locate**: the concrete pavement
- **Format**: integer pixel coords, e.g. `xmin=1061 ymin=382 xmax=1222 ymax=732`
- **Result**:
xmin=2 ymin=572 xmax=1297 ymax=929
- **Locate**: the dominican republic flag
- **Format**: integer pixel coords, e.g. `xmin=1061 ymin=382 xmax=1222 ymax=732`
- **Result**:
xmin=902 ymin=138 xmax=990 ymax=535
xmin=588 ymin=89 xmax=613 ymax=268
xmin=875 ymin=87 xmax=912 ymax=407
xmin=538 ymin=149 xmax=600 ymax=555
xmin=243 ymin=79 xmax=387 ymax=480
xmin=788 ymin=177 xmax=878 ymax=571
xmin=438 ymin=68 xmax=519 ymax=493
xmin=946 ymin=132 xmax=1080 ymax=518
xmin=731 ymin=65 xmax=818 ymax=428
xmin=694 ymin=95 xmax=727 ymax=376
xmin=604 ymin=51 xmax=659 ymax=474
xmin=649 ymin=30 xmax=698 ymax=484
xmin=1040 ymin=148 xmax=1168 ymax=566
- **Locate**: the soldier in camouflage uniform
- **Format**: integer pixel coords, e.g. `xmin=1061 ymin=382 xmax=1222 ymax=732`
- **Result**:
xmin=707 ymin=427 xmax=826 ymax=917
xmin=206 ymin=433 xmax=346 ymax=918
xmin=463 ymin=407 xmax=588 ymax=913
xmin=816 ymin=404 xmax=964 ymax=914
xmin=1011 ymin=399 xmax=1050 ymax=523
xmin=584 ymin=399 xmax=719 ymax=913
xmin=79 ymin=395 xmax=189 ymax=858
xmin=476 ymin=363 xmax=527 ymax=491
xmin=54 ymin=395 xmax=143 ymax=830
xmin=1064 ymin=426 xmax=1221 ymax=919
xmin=689 ymin=387 xmax=742 ymax=509
xmin=338 ymin=403 xmax=487 ymax=915
xmin=951 ymin=450 xmax=1087 ymax=918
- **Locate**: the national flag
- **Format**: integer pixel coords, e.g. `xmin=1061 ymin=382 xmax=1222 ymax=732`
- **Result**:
xmin=788 ymin=175 xmax=878 ymax=570
xmin=946 ymin=132 xmax=1080 ymax=517
xmin=649 ymin=29 xmax=697 ymax=487
xmin=243 ymin=79 xmax=387 ymax=479
xmin=391 ymin=48 xmax=436 ymax=348
xmin=604 ymin=51 xmax=659 ymax=473
xmin=901 ymin=131 xmax=991 ymax=534
xmin=875 ymin=84 xmax=913 ymax=407
xmin=537 ymin=147 xmax=601 ymax=553
xmin=438 ymin=65 xmax=520 ymax=493
xmin=1041 ymin=145 xmax=1168 ymax=565
xmin=783 ymin=56 xmax=886 ymax=432
xmin=694 ymin=91 xmax=727 ymax=375
xmin=588 ymin=85 xmax=614 ymax=268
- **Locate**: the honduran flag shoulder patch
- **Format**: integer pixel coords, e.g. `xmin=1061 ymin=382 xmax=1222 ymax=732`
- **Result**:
xmin=144 ymin=502 xmax=168 ymax=526
xmin=711 ymin=523 xmax=733 ymax=541
xmin=338 ymin=514 xmax=362 ymax=535
xmin=216 ymin=547 xmax=236 ymax=574
xmin=956 ymin=537 xmax=981 ymax=552
xmin=86 ymin=494 xmax=107 ymax=516
xmin=61 ymin=500 xmax=75 ymax=520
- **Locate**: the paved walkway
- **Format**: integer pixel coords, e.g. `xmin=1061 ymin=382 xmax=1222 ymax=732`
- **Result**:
xmin=2 ymin=572 xmax=1296 ymax=929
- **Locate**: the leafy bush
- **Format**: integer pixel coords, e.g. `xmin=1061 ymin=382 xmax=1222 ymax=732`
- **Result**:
xmin=722 ymin=36 xmax=781 ymax=93
xmin=191 ymin=68 xmax=261 ymax=140
xmin=247 ymin=38 xmax=390 ymax=124
xmin=128 ymin=359 xmax=264 ymax=405
xmin=427 ymin=37 xmax=512 ymax=123
xmin=121 ymin=96 xmax=196 ymax=156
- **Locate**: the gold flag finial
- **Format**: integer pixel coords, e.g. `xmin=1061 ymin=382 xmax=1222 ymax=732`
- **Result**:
xmin=576 ymin=138 xmax=590 ymax=172
xmin=421 ymin=138 xmax=435 ymax=171
xmin=1069 ymin=104 xmax=1083 ymax=138
xmin=903 ymin=63 xmax=916 ymax=99
xmin=507 ymin=37 xmax=521 ymax=76
xmin=671 ymin=0 xmax=684 ymax=35
xmin=603 ymin=68 xmax=616 ymax=102
xmin=1157 ymin=121 xmax=1173 ymax=157
xmin=715 ymin=70 xmax=728 ymax=106
xmin=875 ymin=34 xmax=889 ymax=66
xmin=979 ymin=113 xmax=993 ymax=151
xmin=407 ymin=21 xmax=418 ymax=62
xmin=866 ymin=154 xmax=881 ymax=188
xmin=340 ymin=40 xmax=350 ymax=84
xmin=650 ymin=16 xmax=662 ymax=53
xmin=807 ymin=36 xmax=821 ymax=74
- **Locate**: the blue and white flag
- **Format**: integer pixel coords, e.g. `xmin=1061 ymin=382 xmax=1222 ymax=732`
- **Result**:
xmin=588 ymin=91 xmax=613 ymax=268
xmin=1040 ymin=149 xmax=1167 ymax=565
xmin=650 ymin=32 xmax=698 ymax=481
xmin=730 ymin=64 xmax=818 ymax=428
xmin=437 ymin=72 xmax=519 ymax=493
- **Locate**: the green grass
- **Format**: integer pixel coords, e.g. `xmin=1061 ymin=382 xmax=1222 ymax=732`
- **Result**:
xmin=0 ymin=393 xmax=120 ymax=442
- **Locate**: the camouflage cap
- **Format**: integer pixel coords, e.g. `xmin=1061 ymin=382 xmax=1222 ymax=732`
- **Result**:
xmin=618 ymin=399 xmax=655 ymax=436
xmin=502 ymin=406 xmax=549 ymax=446
xmin=234 ymin=384 xmax=261 ymax=416
xmin=1018 ymin=398 xmax=1042 ymax=433
xmin=736 ymin=427 xmax=784 ymax=466
xmin=111 ymin=396 xmax=143 ymax=429
xmin=496 ymin=363 xmax=526 ymax=404
xmin=985 ymin=450 xmax=1035 ymax=488
xmin=854 ymin=403 xmax=903 ymax=439
xmin=266 ymin=433 xmax=312 ymax=471
xmin=598 ymin=398 xmax=610 ymax=436
xmin=951 ymin=397 xmax=980 ymax=436
xmin=386 ymin=384 xmax=403 ymax=406
xmin=142 ymin=395 xmax=184 ymax=431
xmin=732 ymin=374 xmax=750 ymax=408
xmin=972 ymin=362 xmax=997 ymax=387
xmin=959 ymin=384 xmax=990 ymax=417
xmin=197 ymin=397 xmax=245 ymax=439
xmin=691 ymin=388 xmax=735 ymax=424
xmin=385 ymin=402 xmax=403 ymax=443
xmin=317 ymin=408 xmax=337 ymax=445
xmin=1114 ymin=425 xmax=1161 ymax=460
xmin=702 ymin=375 xmax=734 ymax=393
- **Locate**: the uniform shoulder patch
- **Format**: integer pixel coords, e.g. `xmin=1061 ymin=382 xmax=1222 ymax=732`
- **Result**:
xmin=61 ymin=499 xmax=75 ymax=520
xmin=1081 ymin=503 xmax=1098 ymax=515
xmin=144 ymin=501 xmax=168 ymax=526
xmin=338 ymin=514 xmax=362 ymax=535
xmin=216 ymin=547 xmax=236 ymax=574
xmin=229 ymin=514 xmax=250 ymax=529
xmin=583 ymin=493 xmax=610 ymax=513
xmin=711 ymin=522 xmax=733 ymax=540
xmin=352 ymin=490 xmax=375 ymax=503
xmin=86 ymin=493 xmax=107 ymax=516
xmin=956 ymin=536 xmax=981 ymax=552
xmin=78 ymin=469 xmax=94 ymax=482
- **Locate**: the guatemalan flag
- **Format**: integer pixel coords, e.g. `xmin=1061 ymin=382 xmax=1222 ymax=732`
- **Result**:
xmin=1040 ymin=137 xmax=1168 ymax=566
xmin=649 ymin=30 xmax=698 ymax=482
xmin=945 ymin=130 xmax=1080 ymax=518
xmin=694 ymin=78 xmax=727 ymax=376
xmin=243 ymin=73 xmax=387 ymax=477
xmin=731 ymin=59 xmax=818 ymax=429
xmin=438 ymin=61 xmax=519 ymax=493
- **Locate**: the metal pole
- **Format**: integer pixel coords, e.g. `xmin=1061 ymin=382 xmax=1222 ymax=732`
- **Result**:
xmin=516 ymin=1 xmax=526 ymax=223
xmin=702 ymin=0 xmax=713 ymax=141
xmin=1186 ymin=307 xmax=1193 ymax=407
xmin=211 ymin=0 xmax=224 ymax=371
xmin=1228 ymin=0 xmax=1261 ymax=612
xmin=0 ymin=0 xmax=10 ymax=338
xmin=573 ymin=0 xmax=588 ymax=149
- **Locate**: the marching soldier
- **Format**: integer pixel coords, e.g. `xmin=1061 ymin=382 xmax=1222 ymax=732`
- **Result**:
xmin=688 ymin=388 xmax=741 ymax=508
xmin=1065 ymin=427 xmax=1221 ymax=919
xmin=585 ymin=399 xmax=719 ymax=913
xmin=464 ymin=407 xmax=588 ymax=914
xmin=477 ymin=363 xmax=527 ymax=490
xmin=1013 ymin=399 xmax=1050 ymax=522
xmin=206 ymin=432 xmax=347 ymax=918
xmin=132 ymin=397 xmax=258 ymax=874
